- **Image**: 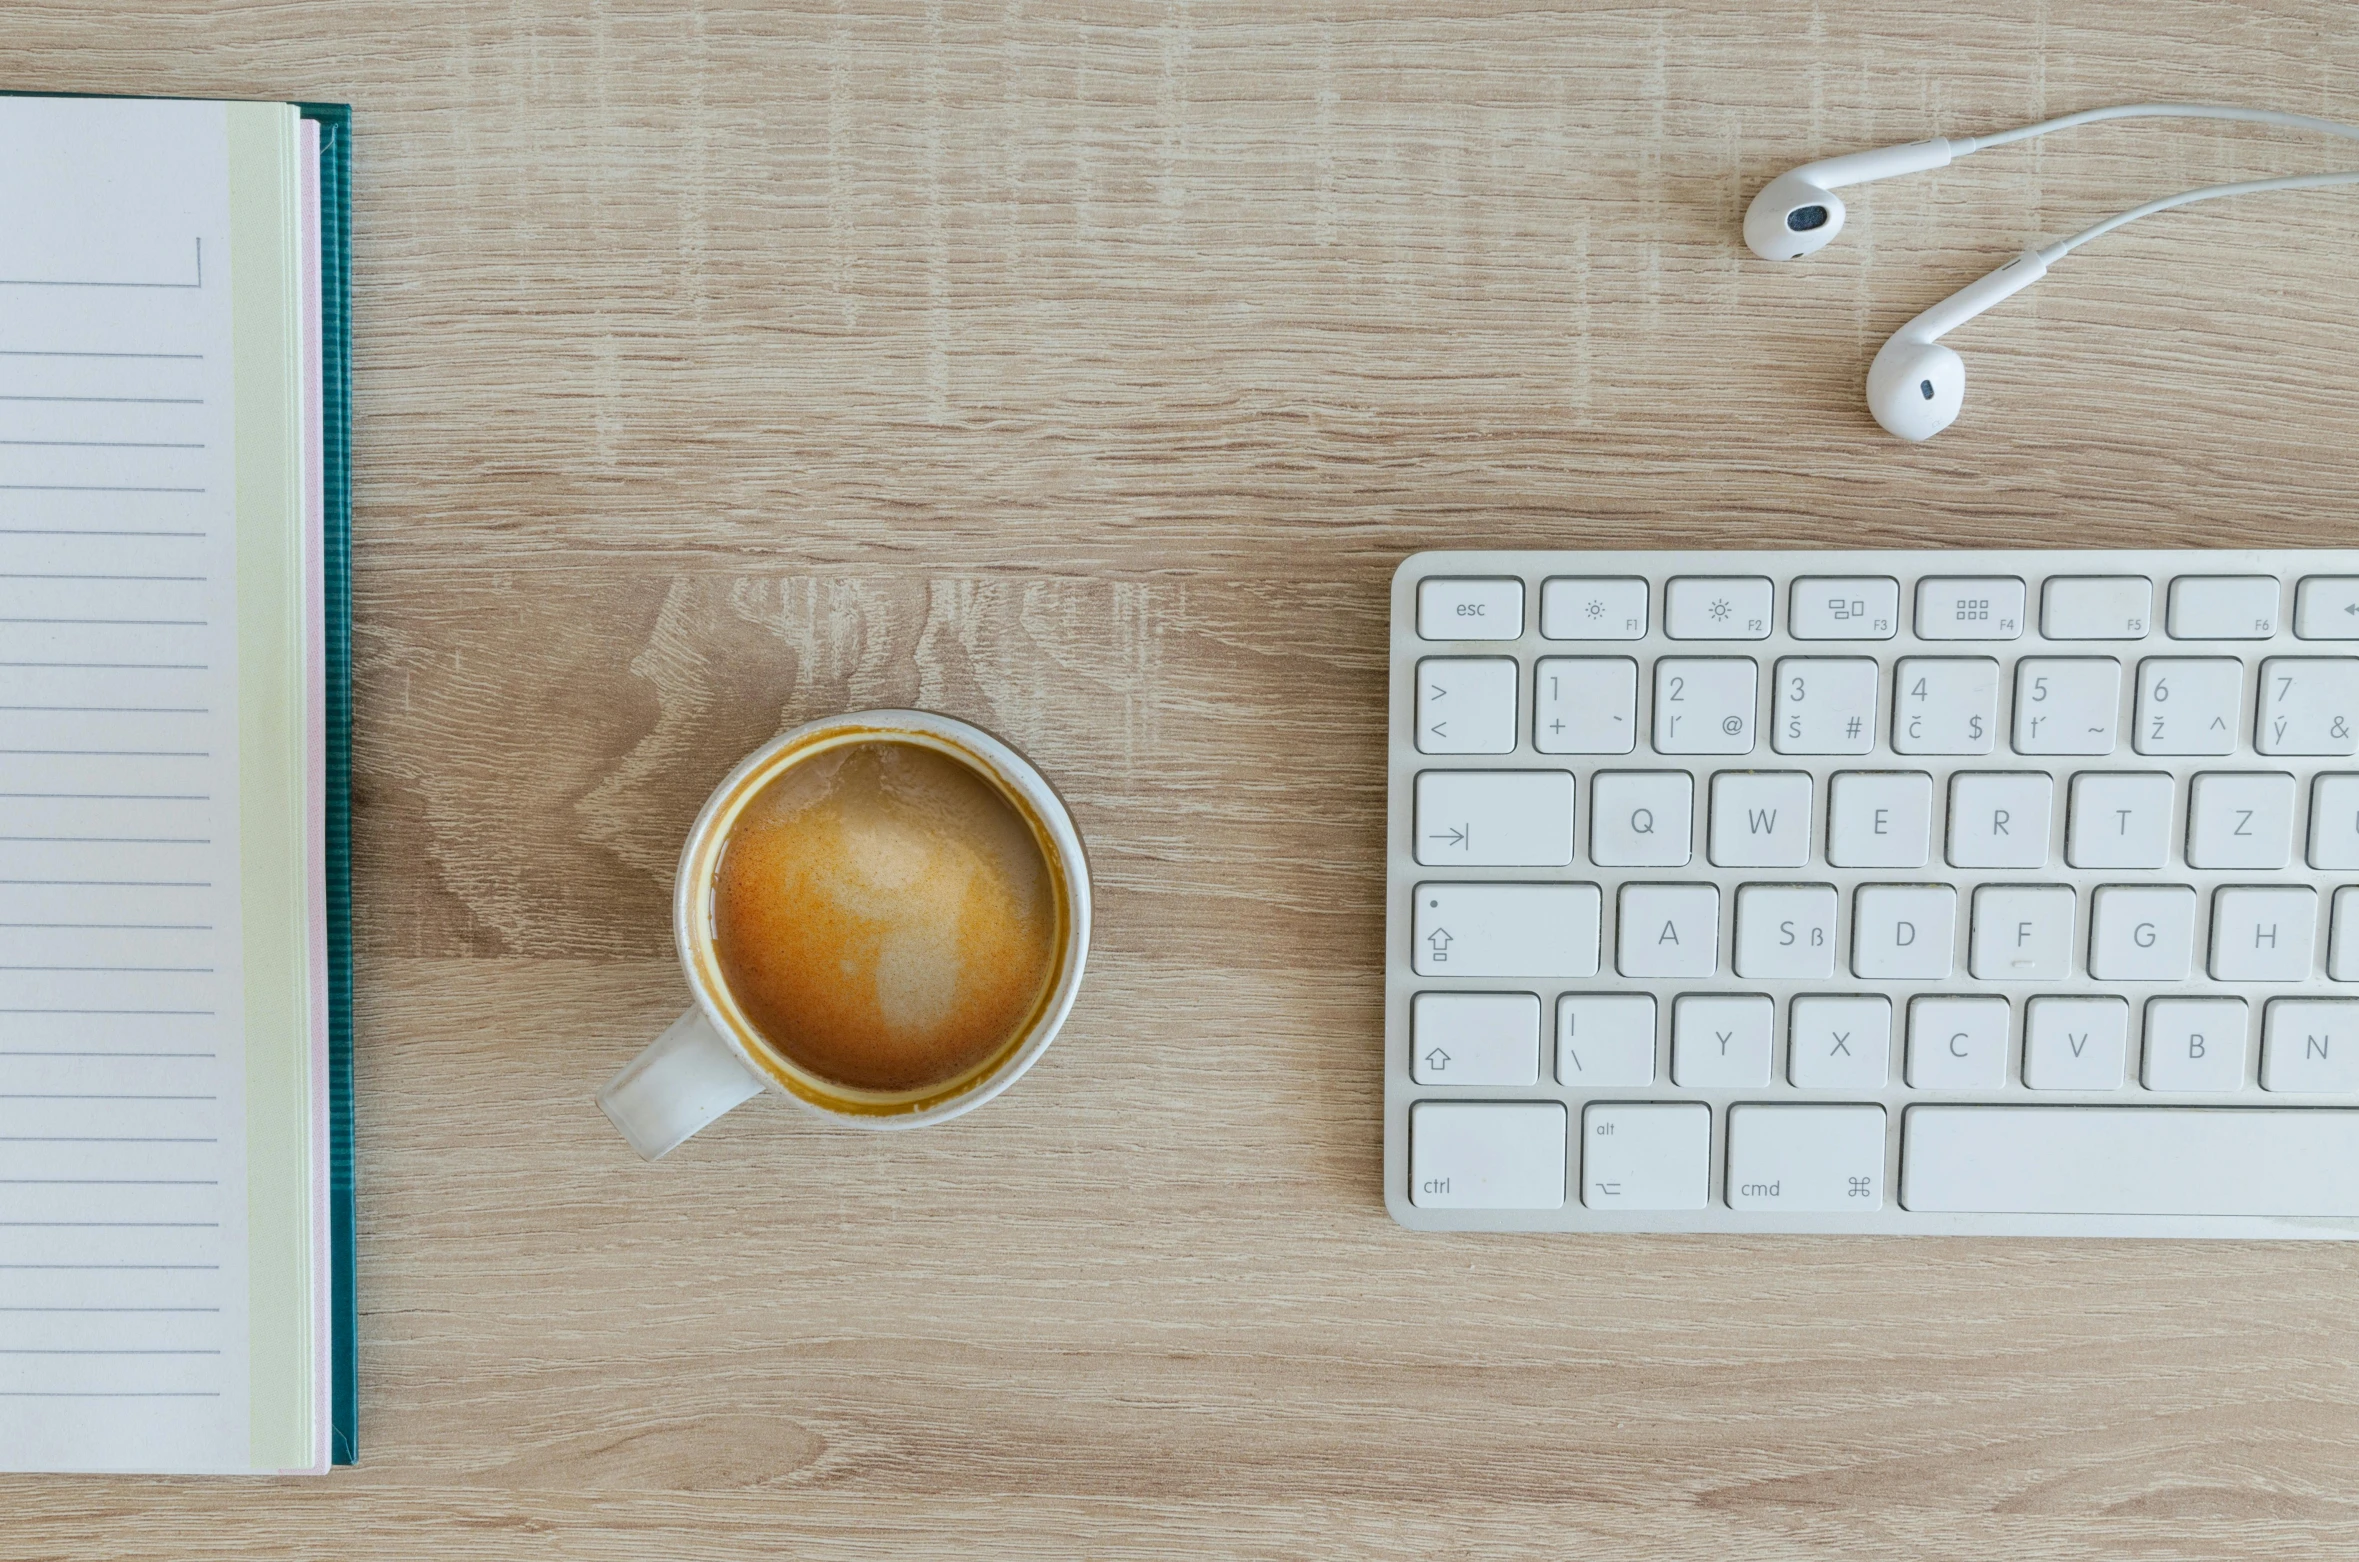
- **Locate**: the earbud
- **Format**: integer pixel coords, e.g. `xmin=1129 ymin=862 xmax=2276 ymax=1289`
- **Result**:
xmin=1742 ymin=139 xmax=1954 ymax=259
xmin=1864 ymin=249 xmax=2048 ymax=440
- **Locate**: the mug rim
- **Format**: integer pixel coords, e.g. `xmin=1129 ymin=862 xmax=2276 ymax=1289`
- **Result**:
xmin=672 ymin=709 xmax=1091 ymax=1131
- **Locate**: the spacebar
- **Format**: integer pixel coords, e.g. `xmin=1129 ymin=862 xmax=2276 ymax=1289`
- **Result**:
xmin=1902 ymin=1107 xmax=2359 ymax=1216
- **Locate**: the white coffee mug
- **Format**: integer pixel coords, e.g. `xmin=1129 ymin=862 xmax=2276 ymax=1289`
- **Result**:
xmin=597 ymin=709 xmax=1091 ymax=1159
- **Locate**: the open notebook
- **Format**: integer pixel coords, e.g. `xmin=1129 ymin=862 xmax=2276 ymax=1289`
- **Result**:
xmin=0 ymin=96 xmax=354 ymax=1472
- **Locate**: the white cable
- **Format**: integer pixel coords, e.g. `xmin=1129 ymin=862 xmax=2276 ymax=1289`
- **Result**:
xmin=1959 ymin=102 xmax=2359 ymax=154
xmin=2035 ymin=169 xmax=2359 ymax=261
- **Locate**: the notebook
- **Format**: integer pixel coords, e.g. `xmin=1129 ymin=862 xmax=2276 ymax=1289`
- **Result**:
xmin=0 ymin=94 xmax=354 ymax=1473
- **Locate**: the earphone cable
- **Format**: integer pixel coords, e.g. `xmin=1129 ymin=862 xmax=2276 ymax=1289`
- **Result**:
xmin=2037 ymin=169 xmax=2359 ymax=261
xmin=1961 ymin=102 xmax=2359 ymax=154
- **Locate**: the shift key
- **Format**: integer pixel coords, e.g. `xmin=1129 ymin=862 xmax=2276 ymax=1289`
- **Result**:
xmin=1413 ymin=882 xmax=1601 ymax=976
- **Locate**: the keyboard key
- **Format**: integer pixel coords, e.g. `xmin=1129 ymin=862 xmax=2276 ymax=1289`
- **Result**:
xmin=2022 ymin=996 xmax=2128 ymax=1090
xmin=1788 ymin=994 xmax=1892 ymax=1088
xmin=2211 ymin=886 xmax=2316 ymax=982
xmin=1540 ymin=576 xmax=1648 ymax=640
xmin=1901 ymin=1107 xmax=2359 ymax=1215
xmin=2014 ymin=658 xmax=2121 ymax=755
xmin=2041 ymin=575 xmax=2152 ymax=639
xmin=2311 ymin=775 xmax=2359 ymax=869
xmin=1907 ymin=996 xmax=2010 ymax=1090
xmin=2143 ymin=998 xmax=2249 ymax=1092
xmin=1580 ymin=1102 xmax=1710 ymax=1210
xmin=1853 ymin=884 xmax=1956 ymax=979
xmin=2170 ymin=575 xmax=2279 ymax=639
xmin=1415 ymin=656 xmax=1517 ymax=755
xmin=1969 ymin=885 xmax=2075 ymax=981
xmin=2134 ymin=657 xmax=2241 ymax=755
xmin=1653 ymin=657 xmax=1756 ymax=754
xmin=2259 ymin=657 xmax=2359 ymax=755
xmin=1412 ymin=883 xmax=1601 ymax=977
xmin=1947 ymin=772 xmax=2053 ymax=869
xmin=1411 ymin=993 xmax=1541 ymax=1086
xmin=1726 ymin=1105 xmax=1887 ymax=1211
xmin=1413 ymin=770 xmax=1574 ymax=867
xmin=1773 ymin=657 xmax=1878 ymax=754
xmin=1917 ymin=576 xmax=2026 ymax=640
xmin=1589 ymin=771 xmax=1693 ymax=867
xmin=2262 ymin=1000 xmax=2359 ymax=1092
xmin=1826 ymin=771 xmax=1932 ymax=868
xmin=1616 ymin=883 xmax=1719 ymax=978
xmin=2186 ymin=771 xmax=2296 ymax=869
xmin=1410 ymin=1102 xmax=1565 ymax=1209
xmin=2066 ymin=772 xmax=2172 ymax=869
xmin=1708 ymin=771 xmax=1810 ymax=868
xmin=1733 ymin=883 xmax=1837 ymax=978
xmin=1418 ymin=577 xmax=1522 ymax=641
xmin=2089 ymin=885 xmax=2196 ymax=981
xmin=1557 ymin=994 xmax=1657 ymax=1086
xmin=2337 ymin=888 xmax=2359 ymax=984
xmin=1790 ymin=577 xmax=1899 ymax=640
xmin=1534 ymin=657 xmax=1637 ymax=754
xmin=1893 ymin=657 xmax=1998 ymax=754
xmin=1665 ymin=576 xmax=1771 ymax=640
xmin=2295 ymin=576 xmax=2359 ymax=640
xmin=1672 ymin=993 xmax=1774 ymax=1087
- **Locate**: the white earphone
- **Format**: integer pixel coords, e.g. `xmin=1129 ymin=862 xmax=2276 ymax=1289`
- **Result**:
xmin=1746 ymin=105 xmax=2359 ymax=441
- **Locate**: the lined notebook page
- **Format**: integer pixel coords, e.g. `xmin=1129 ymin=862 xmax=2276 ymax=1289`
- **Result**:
xmin=0 ymin=97 xmax=285 ymax=1473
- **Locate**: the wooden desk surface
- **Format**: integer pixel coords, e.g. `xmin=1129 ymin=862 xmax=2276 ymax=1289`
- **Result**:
xmin=9 ymin=2 xmax=2359 ymax=1555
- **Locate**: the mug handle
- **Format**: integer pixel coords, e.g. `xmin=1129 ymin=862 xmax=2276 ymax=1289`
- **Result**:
xmin=597 ymin=1009 xmax=767 ymax=1161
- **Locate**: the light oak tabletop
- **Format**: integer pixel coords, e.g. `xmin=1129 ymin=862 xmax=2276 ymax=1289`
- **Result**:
xmin=9 ymin=1 xmax=2359 ymax=1556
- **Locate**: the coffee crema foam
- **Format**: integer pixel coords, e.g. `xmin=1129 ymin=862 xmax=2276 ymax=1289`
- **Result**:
xmin=710 ymin=739 xmax=1059 ymax=1095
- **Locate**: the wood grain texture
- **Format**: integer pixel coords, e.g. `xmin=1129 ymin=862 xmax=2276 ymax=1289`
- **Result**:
xmin=6 ymin=1 xmax=2359 ymax=1555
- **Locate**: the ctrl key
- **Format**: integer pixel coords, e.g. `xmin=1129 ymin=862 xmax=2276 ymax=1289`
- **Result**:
xmin=1409 ymin=1102 xmax=1565 ymax=1209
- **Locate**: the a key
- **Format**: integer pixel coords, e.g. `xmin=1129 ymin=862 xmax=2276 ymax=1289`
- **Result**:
xmin=1789 ymin=577 xmax=1899 ymax=641
xmin=1826 ymin=771 xmax=1932 ymax=868
xmin=1787 ymin=994 xmax=1892 ymax=1088
xmin=2311 ymin=775 xmax=2359 ymax=869
xmin=1557 ymin=993 xmax=1657 ymax=1086
xmin=2066 ymin=772 xmax=2173 ymax=869
xmin=2262 ymin=1000 xmax=2359 ymax=1093
xmin=1893 ymin=657 xmax=1997 ymax=754
xmin=1726 ymin=1105 xmax=1887 ymax=1211
xmin=1970 ymin=884 xmax=2075 ymax=981
xmin=1653 ymin=657 xmax=1756 ymax=754
xmin=1417 ymin=577 xmax=1522 ymax=641
xmin=1665 ymin=576 xmax=1772 ymax=640
xmin=2014 ymin=658 xmax=2121 ymax=755
xmin=2042 ymin=575 xmax=2152 ymax=639
xmin=1671 ymin=993 xmax=1774 ymax=1087
xmin=1733 ymin=883 xmax=1837 ymax=978
xmin=1906 ymin=995 xmax=2010 ymax=1090
xmin=2088 ymin=885 xmax=2196 ymax=981
xmin=2023 ymin=996 xmax=2129 ymax=1090
xmin=1708 ymin=771 xmax=1811 ymax=868
xmin=1589 ymin=771 xmax=1693 ymax=867
xmin=1533 ymin=657 xmax=1637 ymax=754
xmin=2186 ymin=771 xmax=2295 ymax=869
xmin=1415 ymin=656 xmax=1518 ymax=755
xmin=1852 ymin=884 xmax=1955 ymax=979
xmin=2135 ymin=657 xmax=2242 ymax=756
xmin=2336 ymin=889 xmax=2359 ymax=984
xmin=2169 ymin=575 xmax=2279 ymax=640
xmin=1412 ymin=883 xmax=1602 ymax=977
xmin=1580 ymin=1102 xmax=1710 ymax=1211
xmin=1413 ymin=770 xmax=1574 ymax=867
xmin=2142 ymin=997 xmax=2248 ymax=1092
xmin=1901 ymin=1107 xmax=2359 ymax=1215
xmin=1411 ymin=993 xmax=1541 ymax=1086
xmin=1409 ymin=1101 xmax=1564 ymax=1208
xmin=1539 ymin=576 xmax=1648 ymax=640
xmin=1917 ymin=577 xmax=2025 ymax=640
xmin=2294 ymin=577 xmax=2359 ymax=640
xmin=1773 ymin=657 xmax=1878 ymax=754
xmin=2211 ymin=886 xmax=2316 ymax=982
xmin=1616 ymin=882 xmax=1719 ymax=978
xmin=1947 ymin=772 xmax=2053 ymax=869
xmin=2259 ymin=657 xmax=2359 ymax=755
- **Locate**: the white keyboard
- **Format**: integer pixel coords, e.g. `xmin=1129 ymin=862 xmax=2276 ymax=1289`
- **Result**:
xmin=1386 ymin=549 xmax=2359 ymax=1238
